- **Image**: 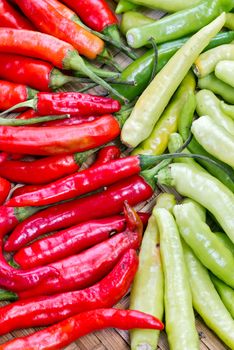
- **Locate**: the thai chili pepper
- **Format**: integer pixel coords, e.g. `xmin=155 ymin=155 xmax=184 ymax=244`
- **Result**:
xmin=191 ymin=116 xmax=234 ymax=168
xmin=14 ymin=213 xmax=149 ymax=268
xmin=225 ymin=12 xmax=234 ymax=29
xmin=174 ymin=202 xmax=234 ymax=288
xmin=0 ymin=29 xmax=126 ymax=101
xmin=130 ymin=194 xmax=173 ymax=350
xmin=17 ymin=202 xmax=143 ymax=298
xmin=126 ymin=0 xmax=232 ymax=48
xmin=12 ymin=185 xmax=44 ymax=198
xmin=14 ymin=0 xmax=105 ymax=60
xmin=156 ymin=163 xmax=234 ymax=244
xmin=116 ymin=0 xmax=139 ymax=14
xmin=121 ymin=14 xmax=226 ymax=148
xmin=210 ymin=273 xmax=234 ymax=318
xmin=0 ymin=177 xmax=11 ymax=205
xmin=220 ymin=100 xmax=234 ymax=119
xmin=0 ymin=91 xmax=121 ymax=117
xmin=8 ymin=154 xmax=164 ymax=207
xmin=198 ymin=73 xmax=234 ymax=104
xmin=155 ymin=208 xmax=199 ymax=350
xmin=92 ymin=145 xmax=121 ymax=167
xmin=0 ymin=0 xmax=35 ymax=30
xmin=0 ymin=80 xmax=37 ymax=111
xmin=0 ymin=54 xmax=92 ymax=92
xmin=0 ymin=308 xmax=164 ymax=350
xmin=120 ymin=11 xmax=154 ymax=35
xmin=183 ymin=242 xmax=234 ymax=349
xmin=132 ymin=71 xmax=196 ymax=155
xmin=0 ymin=249 xmax=138 ymax=332
xmin=112 ymin=30 xmax=234 ymax=102
xmin=124 ymin=0 xmax=201 ymax=12
xmin=0 ymin=115 xmax=122 ymax=156
xmin=0 ymin=149 xmax=96 ymax=185
xmin=215 ymin=59 xmax=234 ymax=87
xmin=4 ymin=174 xmax=155 ymax=252
xmin=196 ymin=89 xmax=234 ymax=136
xmin=194 ymin=43 xmax=234 ymax=77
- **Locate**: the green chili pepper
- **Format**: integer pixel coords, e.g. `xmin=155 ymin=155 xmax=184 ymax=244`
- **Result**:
xmin=112 ymin=31 xmax=234 ymax=102
xmin=215 ymin=232 xmax=234 ymax=255
xmin=174 ymin=202 xmax=234 ymax=288
xmin=220 ymin=100 xmax=234 ymax=119
xmin=196 ymin=89 xmax=234 ymax=135
xmin=182 ymin=198 xmax=206 ymax=221
xmin=154 ymin=208 xmax=199 ymax=350
xmin=124 ymin=0 xmax=201 ymax=12
xmin=116 ymin=0 xmax=139 ymax=14
xmin=225 ymin=12 xmax=234 ymax=29
xmin=121 ymin=14 xmax=226 ymax=148
xmin=182 ymin=242 xmax=234 ymax=349
xmin=210 ymin=273 xmax=234 ymax=318
xmin=198 ymin=73 xmax=234 ymax=104
xmin=120 ymin=11 xmax=153 ymax=34
xmin=194 ymin=43 xmax=234 ymax=77
xmin=191 ymin=115 xmax=234 ymax=168
xmin=132 ymin=71 xmax=196 ymax=155
xmin=178 ymin=91 xmax=196 ymax=141
xmin=126 ymin=0 xmax=232 ymax=48
xmin=156 ymin=163 xmax=234 ymax=243
xmin=215 ymin=59 xmax=234 ymax=87
xmin=130 ymin=194 xmax=174 ymax=350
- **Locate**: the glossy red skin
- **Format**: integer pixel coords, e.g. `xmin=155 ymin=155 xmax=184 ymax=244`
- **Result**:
xmin=93 ymin=145 xmax=121 ymax=167
xmin=0 ymin=249 xmax=138 ymax=334
xmin=0 ymin=80 xmax=29 ymax=111
xmin=12 ymin=185 xmax=43 ymax=198
xmin=0 ymin=115 xmax=121 ymax=156
xmin=0 ymin=54 xmax=53 ymax=92
xmin=8 ymin=156 xmax=141 ymax=207
xmin=0 ymin=309 xmax=163 ymax=350
xmin=0 ymin=28 xmax=73 ymax=69
xmin=18 ymin=204 xmax=143 ymax=298
xmin=36 ymin=92 xmax=121 ymax=116
xmin=14 ymin=0 xmax=104 ymax=59
xmin=5 ymin=175 xmax=153 ymax=252
xmin=63 ymin=0 xmax=118 ymax=32
xmin=0 ymin=155 xmax=80 ymax=184
xmin=0 ymin=0 xmax=35 ymax=30
xmin=14 ymin=213 xmax=149 ymax=268
xmin=0 ymin=177 xmax=11 ymax=205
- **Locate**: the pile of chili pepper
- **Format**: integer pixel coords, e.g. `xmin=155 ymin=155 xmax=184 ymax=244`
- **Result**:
xmin=0 ymin=1 xmax=234 ymax=349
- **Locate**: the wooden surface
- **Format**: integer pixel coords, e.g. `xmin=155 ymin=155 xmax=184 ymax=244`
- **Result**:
xmin=0 ymin=6 xmax=231 ymax=350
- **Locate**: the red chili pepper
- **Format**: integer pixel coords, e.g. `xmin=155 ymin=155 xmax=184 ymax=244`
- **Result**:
xmin=0 ymin=115 xmax=121 ymax=156
xmin=14 ymin=0 xmax=105 ymax=60
xmin=0 ymin=80 xmax=37 ymax=111
xmin=17 ymin=203 xmax=143 ymax=298
xmin=5 ymin=174 xmax=154 ymax=252
xmin=0 ymin=249 xmax=138 ymax=333
xmin=0 ymin=177 xmax=11 ymax=205
xmin=0 ymin=54 xmax=89 ymax=91
xmin=12 ymin=185 xmax=43 ymax=198
xmin=0 ymin=0 xmax=35 ymax=30
xmin=14 ymin=212 xmax=149 ymax=268
xmin=0 ymin=28 xmax=126 ymax=100
xmin=93 ymin=145 xmax=121 ymax=167
xmin=0 ymin=149 xmax=95 ymax=184
xmin=7 ymin=154 xmax=160 ymax=207
xmin=0 ymin=308 xmax=164 ymax=350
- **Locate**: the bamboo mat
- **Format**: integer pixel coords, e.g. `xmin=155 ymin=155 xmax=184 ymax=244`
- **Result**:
xmin=0 ymin=6 xmax=231 ymax=350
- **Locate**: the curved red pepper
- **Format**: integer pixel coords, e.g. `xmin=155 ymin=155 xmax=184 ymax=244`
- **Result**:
xmin=17 ymin=203 xmax=143 ymax=298
xmin=12 ymin=185 xmax=43 ymax=198
xmin=0 ymin=0 xmax=35 ymax=30
xmin=93 ymin=145 xmax=121 ymax=167
xmin=14 ymin=212 xmax=149 ymax=268
xmin=5 ymin=175 xmax=153 ymax=252
xmin=0 ymin=115 xmax=121 ymax=156
xmin=0 ymin=80 xmax=36 ymax=111
xmin=0 ymin=308 xmax=163 ymax=350
xmin=0 ymin=249 xmax=138 ymax=334
xmin=0 ymin=177 xmax=11 ymax=205
xmin=62 ymin=0 xmax=118 ymax=32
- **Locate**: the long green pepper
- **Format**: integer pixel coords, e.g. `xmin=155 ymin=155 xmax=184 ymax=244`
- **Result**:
xmin=210 ymin=274 xmax=234 ymax=318
xmin=198 ymin=73 xmax=234 ymax=104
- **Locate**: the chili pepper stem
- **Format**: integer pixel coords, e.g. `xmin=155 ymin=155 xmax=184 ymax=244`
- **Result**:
xmin=0 ymin=289 xmax=17 ymax=301
xmin=0 ymin=114 xmax=70 ymax=126
xmin=66 ymin=52 xmax=129 ymax=103
xmin=50 ymin=69 xmax=92 ymax=90
xmin=0 ymin=99 xmax=35 ymax=116
xmin=76 ymin=61 xmax=120 ymax=79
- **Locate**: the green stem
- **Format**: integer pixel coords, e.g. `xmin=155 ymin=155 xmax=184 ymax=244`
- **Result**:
xmin=0 ymin=288 xmax=18 ymax=301
xmin=0 ymin=114 xmax=70 ymax=126
xmin=0 ymin=99 xmax=35 ymax=116
xmin=76 ymin=61 xmax=120 ymax=79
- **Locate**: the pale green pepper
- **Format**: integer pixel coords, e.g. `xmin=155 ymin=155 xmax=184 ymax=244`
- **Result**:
xmin=220 ymin=100 xmax=234 ymax=119
xmin=210 ymin=273 xmax=234 ymax=318
xmin=120 ymin=12 xmax=154 ymax=35
xmin=122 ymin=0 xmax=201 ymax=12
xmin=183 ymin=242 xmax=234 ymax=349
xmin=198 ymin=73 xmax=234 ymax=104
xmin=215 ymin=59 xmax=234 ymax=87
xmin=215 ymin=231 xmax=234 ymax=255
xmin=225 ymin=12 xmax=234 ymax=29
